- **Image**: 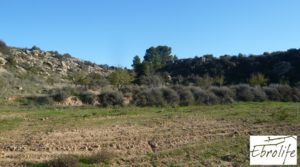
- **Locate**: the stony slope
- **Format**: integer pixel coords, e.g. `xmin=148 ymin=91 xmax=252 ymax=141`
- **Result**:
xmin=0 ymin=45 xmax=110 ymax=97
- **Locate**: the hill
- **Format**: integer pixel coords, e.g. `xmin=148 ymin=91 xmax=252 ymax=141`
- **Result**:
xmin=0 ymin=41 xmax=111 ymax=97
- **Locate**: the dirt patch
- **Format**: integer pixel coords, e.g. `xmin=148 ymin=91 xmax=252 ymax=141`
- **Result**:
xmin=62 ymin=96 xmax=83 ymax=106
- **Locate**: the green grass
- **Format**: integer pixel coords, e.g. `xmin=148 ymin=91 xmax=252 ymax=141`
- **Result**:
xmin=0 ymin=102 xmax=299 ymax=132
xmin=24 ymin=151 xmax=114 ymax=167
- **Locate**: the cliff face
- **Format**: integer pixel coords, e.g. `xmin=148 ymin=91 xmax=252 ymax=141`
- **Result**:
xmin=0 ymin=46 xmax=110 ymax=97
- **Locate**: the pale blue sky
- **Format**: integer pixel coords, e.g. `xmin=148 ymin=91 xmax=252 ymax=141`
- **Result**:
xmin=1 ymin=0 xmax=300 ymax=67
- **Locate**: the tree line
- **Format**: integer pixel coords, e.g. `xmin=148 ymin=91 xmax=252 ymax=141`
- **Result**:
xmin=132 ymin=46 xmax=300 ymax=87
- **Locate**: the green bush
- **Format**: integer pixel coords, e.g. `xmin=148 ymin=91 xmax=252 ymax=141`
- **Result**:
xmin=248 ymin=73 xmax=268 ymax=86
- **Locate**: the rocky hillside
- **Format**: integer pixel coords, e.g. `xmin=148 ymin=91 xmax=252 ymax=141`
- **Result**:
xmin=0 ymin=42 xmax=110 ymax=97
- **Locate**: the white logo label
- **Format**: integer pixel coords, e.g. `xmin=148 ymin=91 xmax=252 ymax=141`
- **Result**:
xmin=250 ymin=136 xmax=297 ymax=165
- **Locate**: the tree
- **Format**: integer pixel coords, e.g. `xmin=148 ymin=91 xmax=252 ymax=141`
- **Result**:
xmin=108 ymin=69 xmax=134 ymax=88
xmin=143 ymin=46 xmax=175 ymax=72
xmin=132 ymin=55 xmax=142 ymax=76
xmin=249 ymin=73 xmax=268 ymax=86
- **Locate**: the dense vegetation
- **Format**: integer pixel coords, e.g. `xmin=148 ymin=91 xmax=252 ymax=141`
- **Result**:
xmin=132 ymin=46 xmax=300 ymax=86
xmin=1 ymin=40 xmax=300 ymax=106
xmin=20 ymin=84 xmax=300 ymax=107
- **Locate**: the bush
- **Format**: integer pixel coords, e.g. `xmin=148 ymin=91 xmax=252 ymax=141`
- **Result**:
xmin=252 ymin=86 xmax=268 ymax=101
xmin=248 ymin=73 xmax=268 ymax=86
xmin=35 ymin=96 xmax=54 ymax=105
xmin=161 ymin=88 xmax=179 ymax=106
xmin=209 ymin=86 xmax=234 ymax=103
xmin=47 ymin=155 xmax=79 ymax=167
xmin=79 ymin=93 xmax=98 ymax=105
xmin=133 ymin=88 xmax=164 ymax=106
xmin=190 ymin=87 xmax=219 ymax=104
xmin=99 ymin=91 xmax=124 ymax=107
xmin=51 ymin=87 xmax=76 ymax=102
xmin=263 ymin=87 xmax=281 ymax=101
xmin=231 ymin=84 xmax=254 ymax=101
xmin=139 ymin=75 xmax=164 ymax=87
xmin=6 ymin=56 xmax=17 ymax=66
xmin=270 ymin=84 xmax=293 ymax=101
xmin=119 ymin=85 xmax=142 ymax=97
xmin=52 ymin=91 xmax=71 ymax=102
xmin=292 ymin=88 xmax=300 ymax=102
xmin=173 ymin=86 xmax=194 ymax=106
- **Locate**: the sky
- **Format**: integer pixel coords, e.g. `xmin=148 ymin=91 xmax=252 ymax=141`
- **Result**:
xmin=1 ymin=0 xmax=300 ymax=68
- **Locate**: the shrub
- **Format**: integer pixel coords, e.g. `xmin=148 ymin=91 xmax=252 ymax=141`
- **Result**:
xmin=139 ymin=75 xmax=164 ymax=87
xmin=133 ymin=88 xmax=164 ymax=106
xmin=161 ymin=88 xmax=179 ymax=106
xmin=248 ymin=73 xmax=268 ymax=86
xmin=148 ymin=88 xmax=166 ymax=106
xmin=187 ymin=75 xmax=213 ymax=88
xmin=99 ymin=91 xmax=124 ymax=107
xmin=263 ymin=87 xmax=281 ymax=101
xmin=52 ymin=88 xmax=72 ymax=102
xmin=231 ymin=84 xmax=254 ymax=101
xmin=173 ymin=86 xmax=194 ymax=106
xmin=292 ymin=88 xmax=300 ymax=102
xmin=119 ymin=85 xmax=142 ymax=97
xmin=47 ymin=155 xmax=79 ymax=167
xmin=133 ymin=90 xmax=149 ymax=106
xmin=252 ymin=86 xmax=268 ymax=101
xmin=79 ymin=93 xmax=97 ymax=105
xmin=270 ymin=84 xmax=293 ymax=101
xmin=6 ymin=56 xmax=17 ymax=66
xmin=108 ymin=69 xmax=134 ymax=87
xmin=209 ymin=86 xmax=234 ymax=103
xmin=190 ymin=87 xmax=219 ymax=104
xmin=35 ymin=96 xmax=54 ymax=105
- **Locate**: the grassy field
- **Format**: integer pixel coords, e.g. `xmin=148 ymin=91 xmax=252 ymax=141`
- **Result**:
xmin=0 ymin=102 xmax=299 ymax=166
